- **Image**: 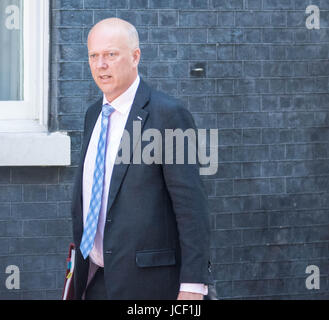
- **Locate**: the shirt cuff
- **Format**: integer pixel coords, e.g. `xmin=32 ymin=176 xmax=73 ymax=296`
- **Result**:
xmin=180 ymin=283 xmax=208 ymax=295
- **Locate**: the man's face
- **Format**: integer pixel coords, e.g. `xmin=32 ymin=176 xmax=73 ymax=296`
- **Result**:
xmin=88 ymin=26 xmax=140 ymax=102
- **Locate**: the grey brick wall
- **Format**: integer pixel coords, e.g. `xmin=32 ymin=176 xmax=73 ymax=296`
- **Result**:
xmin=0 ymin=0 xmax=328 ymax=299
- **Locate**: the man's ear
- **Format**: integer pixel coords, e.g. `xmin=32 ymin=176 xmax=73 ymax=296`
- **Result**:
xmin=132 ymin=48 xmax=141 ymax=67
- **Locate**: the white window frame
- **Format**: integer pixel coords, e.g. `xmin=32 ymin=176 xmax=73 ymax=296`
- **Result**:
xmin=0 ymin=0 xmax=47 ymax=123
xmin=0 ymin=0 xmax=70 ymax=166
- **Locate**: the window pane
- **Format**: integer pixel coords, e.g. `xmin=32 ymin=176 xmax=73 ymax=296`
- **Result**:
xmin=0 ymin=0 xmax=24 ymax=101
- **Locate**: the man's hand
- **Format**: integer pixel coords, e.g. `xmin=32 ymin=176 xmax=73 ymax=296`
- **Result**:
xmin=177 ymin=291 xmax=204 ymax=300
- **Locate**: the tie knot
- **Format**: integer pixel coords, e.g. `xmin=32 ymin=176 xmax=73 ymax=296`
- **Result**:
xmin=102 ymin=103 xmax=115 ymax=117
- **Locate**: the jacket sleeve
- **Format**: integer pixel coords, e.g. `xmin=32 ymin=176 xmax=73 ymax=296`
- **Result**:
xmin=161 ymin=103 xmax=212 ymax=285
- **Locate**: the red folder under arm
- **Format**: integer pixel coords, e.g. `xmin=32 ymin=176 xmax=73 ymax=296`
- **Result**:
xmin=62 ymin=243 xmax=76 ymax=300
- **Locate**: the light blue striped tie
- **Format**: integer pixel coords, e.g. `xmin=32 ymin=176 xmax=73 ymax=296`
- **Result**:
xmin=80 ymin=103 xmax=115 ymax=259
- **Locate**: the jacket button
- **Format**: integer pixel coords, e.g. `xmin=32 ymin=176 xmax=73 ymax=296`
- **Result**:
xmin=208 ymin=261 xmax=212 ymax=273
xmin=107 ymin=219 xmax=112 ymax=223
xmin=106 ymin=250 xmax=112 ymax=254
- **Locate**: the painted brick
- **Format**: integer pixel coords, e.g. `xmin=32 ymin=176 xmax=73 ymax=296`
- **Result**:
xmin=54 ymin=10 xmax=93 ymax=27
xmin=93 ymin=10 xmax=117 ymax=23
xmin=47 ymin=184 xmax=73 ymax=201
xmin=208 ymin=62 xmax=242 ymax=78
xmin=54 ymin=28 xmax=83 ymax=43
xmin=0 ymin=204 xmax=11 ymax=220
xmin=263 ymin=62 xmax=293 ymax=77
xmin=140 ymin=44 xmax=158 ymax=60
xmin=179 ymin=11 xmax=217 ymax=27
xmin=287 ymin=176 xmax=329 ymax=194
xmin=159 ymin=11 xmax=178 ymax=27
xmin=150 ymin=28 xmax=189 ymax=43
xmin=217 ymin=45 xmax=234 ymax=60
xmin=1 ymin=1 xmax=328 ymax=301
xmin=159 ymin=44 xmax=177 ymax=60
xmin=263 ymin=0 xmax=294 ymax=9
xmin=236 ymin=45 xmax=270 ymax=60
xmin=0 ymin=186 xmax=22 ymax=202
xmin=244 ymin=96 xmax=261 ymax=112
xmin=20 ymin=272 xmax=56 ymax=290
xmin=270 ymin=46 xmax=286 ymax=60
xmin=262 ymin=161 xmax=293 ymax=177
xmin=234 ymin=112 xmax=268 ymax=128
xmin=53 ymin=0 xmax=83 ymax=9
xmin=84 ymin=0 xmax=128 ymax=9
xmin=58 ymin=62 xmax=83 ymax=80
xmin=217 ymin=80 xmax=234 ymax=94
xmin=190 ymin=0 xmax=209 ymax=9
xmin=208 ymin=96 xmax=243 ymax=112
xmin=129 ymin=0 xmax=148 ymax=9
xmin=58 ymin=97 xmax=83 ymax=114
xmin=59 ymin=167 xmax=78 ymax=184
xmin=244 ymin=29 xmax=262 ymax=43
xmin=23 ymin=185 xmax=47 ymax=202
xmin=271 ymin=12 xmax=287 ymax=27
xmin=264 ymin=29 xmax=294 ymax=43
xmin=208 ymin=28 xmax=243 ymax=43
xmin=12 ymin=203 xmax=58 ymax=220
xmin=218 ymin=129 xmax=242 ymax=146
xmin=0 ymin=221 xmax=22 ymax=237
xmin=58 ymin=80 xmax=96 ymax=97
xmin=46 ymin=220 xmax=72 ymax=236
xmin=246 ymin=0 xmax=262 ymax=9
xmin=190 ymin=44 xmax=217 ymax=60
xmin=8 ymin=238 xmax=57 ymax=255
xmin=23 ymin=221 xmax=47 ymax=237
xmin=244 ymin=62 xmax=262 ymax=78
xmin=149 ymin=0 xmax=174 ymax=9
xmin=58 ymin=202 xmax=72 ymax=218
xmin=236 ymin=12 xmax=271 ymax=27
xmin=218 ymin=12 xmax=235 ymax=27
xmin=180 ymin=80 xmax=216 ymax=95
xmin=189 ymin=29 xmax=208 ymax=43
xmin=0 ymin=168 xmax=10 ymax=184
xmin=117 ymin=10 xmax=158 ymax=26
xmin=217 ymin=113 xmax=234 ymax=129
xmin=215 ymin=181 xmax=234 ymax=196
xmin=233 ymin=146 xmax=269 ymax=161
xmin=235 ymin=178 xmax=271 ymax=195
xmin=59 ymin=45 xmax=88 ymax=61
xmin=12 ymin=168 xmax=58 ymax=184
xmin=211 ymin=0 xmax=244 ymax=9
xmin=242 ymin=162 xmax=261 ymax=177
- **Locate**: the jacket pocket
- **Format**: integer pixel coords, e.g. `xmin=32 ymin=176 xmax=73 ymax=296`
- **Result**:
xmin=136 ymin=249 xmax=176 ymax=268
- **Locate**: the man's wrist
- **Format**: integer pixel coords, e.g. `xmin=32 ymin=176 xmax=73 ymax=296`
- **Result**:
xmin=180 ymin=283 xmax=208 ymax=295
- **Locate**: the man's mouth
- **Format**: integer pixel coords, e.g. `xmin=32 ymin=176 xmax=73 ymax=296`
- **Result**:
xmin=99 ymin=75 xmax=111 ymax=80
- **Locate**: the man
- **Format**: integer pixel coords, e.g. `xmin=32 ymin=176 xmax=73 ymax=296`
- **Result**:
xmin=71 ymin=18 xmax=211 ymax=300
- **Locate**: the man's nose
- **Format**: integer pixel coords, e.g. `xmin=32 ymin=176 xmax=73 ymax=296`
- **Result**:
xmin=96 ymin=56 xmax=108 ymax=69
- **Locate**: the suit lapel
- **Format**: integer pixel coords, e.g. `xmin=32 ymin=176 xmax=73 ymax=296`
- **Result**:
xmin=81 ymin=99 xmax=103 ymax=163
xmin=73 ymin=98 xmax=102 ymax=213
xmin=72 ymin=98 xmax=102 ymax=243
xmin=106 ymin=79 xmax=150 ymax=214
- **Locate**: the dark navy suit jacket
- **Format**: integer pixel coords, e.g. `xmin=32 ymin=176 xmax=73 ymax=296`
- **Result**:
xmin=71 ymin=79 xmax=211 ymax=300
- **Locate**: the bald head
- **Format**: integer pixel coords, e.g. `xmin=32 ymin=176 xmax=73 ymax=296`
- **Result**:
xmin=88 ymin=18 xmax=139 ymax=50
xmin=87 ymin=17 xmax=141 ymax=102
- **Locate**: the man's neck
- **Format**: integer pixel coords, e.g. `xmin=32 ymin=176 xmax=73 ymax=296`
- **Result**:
xmin=105 ymin=75 xmax=139 ymax=103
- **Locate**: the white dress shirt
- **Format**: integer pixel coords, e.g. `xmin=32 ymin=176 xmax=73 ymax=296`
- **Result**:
xmin=82 ymin=75 xmax=207 ymax=295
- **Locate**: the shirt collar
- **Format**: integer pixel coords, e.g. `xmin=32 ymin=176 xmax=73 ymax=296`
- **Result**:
xmin=102 ymin=75 xmax=140 ymax=115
